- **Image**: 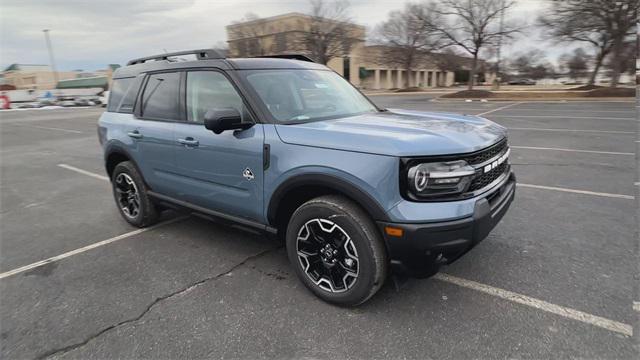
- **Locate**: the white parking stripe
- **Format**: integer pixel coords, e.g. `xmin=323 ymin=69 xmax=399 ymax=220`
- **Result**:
xmin=518 ymin=183 xmax=634 ymax=200
xmin=490 ymin=115 xmax=636 ymax=121
xmin=633 ymin=301 xmax=640 ymax=312
xmin=9 ymin=124 xmax=83 ymax=134
xmin=510 ymin=146 xmax=635 ymax=156
xmin=0 ymin=217 xmax=186 ymax=280
xmin=508 ymin=127 xmax=634 ymax=134
xmin=476 ymin=102 xmax=524 ymax=116
xmin=434 ymin=273 xmax=633 ymax=337
xmin=58 ymin=164 xmax=109 ymax=181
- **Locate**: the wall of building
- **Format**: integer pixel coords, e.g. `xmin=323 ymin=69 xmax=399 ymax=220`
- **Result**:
xmin=2 ymin=70 xmax=78 ymax=90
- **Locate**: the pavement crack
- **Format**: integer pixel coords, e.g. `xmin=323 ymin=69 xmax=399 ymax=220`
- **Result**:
xmin=35 ymin=245 xmax=282 ymax=360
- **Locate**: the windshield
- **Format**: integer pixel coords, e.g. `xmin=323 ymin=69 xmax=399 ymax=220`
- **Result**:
xmin=241 ymin=69 xmax=378 ymax=123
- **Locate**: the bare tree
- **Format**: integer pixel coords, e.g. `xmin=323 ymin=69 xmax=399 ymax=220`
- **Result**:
xmin=228 ymin=13 xmax=270 ymax=56
xmin=538 ymin=0 xmax=637 ymax=87
xmin=559 ymin=48 xmax=589 ymax=80
xmin=373 ymin=2 xmax=443 ymax=88
xmin=424 ymin=0 xmax=520 ymax=90
xmin=509 ymin=49 xmax=554 ymax=80
xmin=301 ymin=0 xmax=359 ymax=64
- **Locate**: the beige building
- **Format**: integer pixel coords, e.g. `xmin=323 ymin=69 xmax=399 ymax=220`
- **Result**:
xmin=1 ymin=64 xmax=120 ymax=91
xmin=1 ymin=64 xmax=79 ymax=90
xmin=226 ymin=12 xmax=467 ymax=89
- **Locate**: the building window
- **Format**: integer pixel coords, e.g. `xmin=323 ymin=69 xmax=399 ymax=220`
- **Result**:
xmin=343 ymin=58 xmax=351 ymax=81
xmin=275 ymin=33 xmax=287 ymax=53
xmin=248 ymin=39 xmax=260 ymax=56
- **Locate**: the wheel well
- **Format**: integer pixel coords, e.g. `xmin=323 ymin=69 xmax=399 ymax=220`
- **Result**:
xmin=105 ymin=152 xmax=130 ymax=179
xmin=271 ymin=184 xmax=382 ymax=238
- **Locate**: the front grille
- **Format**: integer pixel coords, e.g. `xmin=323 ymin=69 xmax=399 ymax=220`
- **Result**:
xmin=463 ymin=138 xmax=507 ymax=165
xmin=469 ymin=162 xmax=509 ymax=192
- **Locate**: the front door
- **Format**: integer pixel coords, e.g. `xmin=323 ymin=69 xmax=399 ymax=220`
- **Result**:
xmin=173 ymin=70 xmax=264 ymax=222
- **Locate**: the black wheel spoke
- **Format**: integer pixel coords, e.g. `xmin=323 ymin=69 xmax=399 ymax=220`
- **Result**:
xmin=296 ymin=218 xmax=359 ymax=293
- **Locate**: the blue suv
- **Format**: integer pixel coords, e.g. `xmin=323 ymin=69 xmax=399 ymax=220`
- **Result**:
xmin=99 ymin=49 xmax=515 ymax=306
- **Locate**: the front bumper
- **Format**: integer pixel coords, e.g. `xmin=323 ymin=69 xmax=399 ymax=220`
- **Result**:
xmin=377 ymin=172 xmax=516 ymax=277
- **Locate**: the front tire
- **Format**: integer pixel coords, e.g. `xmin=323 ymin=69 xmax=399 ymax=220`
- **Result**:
xmin=286 ymin=195 xmax=388 ymax=306
xmin=111 ymin=161 xmax=159 ymax=227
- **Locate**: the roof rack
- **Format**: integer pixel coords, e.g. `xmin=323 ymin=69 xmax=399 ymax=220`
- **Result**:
xmin=127 ymin=49 xmax=225 ymax=66
xmin=253 ymin=54 xmax=315 ymax=63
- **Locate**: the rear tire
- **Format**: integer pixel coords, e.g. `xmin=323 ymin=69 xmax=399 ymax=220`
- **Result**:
xmin=111 ymin=161 xmax=159 ymax=227
xmin=286 ymin=195 xmax=388 ymax=306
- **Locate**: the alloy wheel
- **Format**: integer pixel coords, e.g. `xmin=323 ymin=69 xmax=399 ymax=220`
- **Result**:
xmin=114 ymin=173 xmax=140 ymax=219
xmin=296 ymin=218 xmax=359 ymax=293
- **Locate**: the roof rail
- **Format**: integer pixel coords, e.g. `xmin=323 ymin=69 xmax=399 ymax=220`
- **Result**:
xmin=253 ymin=54 xmax=315 ymax=63
xmin=127 ymin=49 xmax=225 ymax=66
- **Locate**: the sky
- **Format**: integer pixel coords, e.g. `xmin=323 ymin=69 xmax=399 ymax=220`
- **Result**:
xmin=0 ymin=0 xmax=574 ymax=71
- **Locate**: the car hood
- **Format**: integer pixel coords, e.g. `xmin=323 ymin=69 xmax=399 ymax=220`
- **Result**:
xmin=274 ymin=109 xmax=507 ymax=157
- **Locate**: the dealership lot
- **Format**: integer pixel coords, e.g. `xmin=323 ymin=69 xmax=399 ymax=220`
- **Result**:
xmin=0 ymin=99 xmax=637 ymax=359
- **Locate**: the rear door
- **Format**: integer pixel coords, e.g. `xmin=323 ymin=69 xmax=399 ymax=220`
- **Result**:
xmin=125 ymin=71 xmax=182 ymax=197
xmin=173 ymin=70 xmax=264 ymax=222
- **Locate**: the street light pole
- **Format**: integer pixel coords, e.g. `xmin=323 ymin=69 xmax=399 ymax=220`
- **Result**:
xmin=42 ymin=29 xmax=59 ymax=89
xmin=495 ymin=0 xmax=506 ymax=90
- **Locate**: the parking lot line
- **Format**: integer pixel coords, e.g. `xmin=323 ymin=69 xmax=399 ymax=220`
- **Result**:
xmin=58 ymin=164 xmax=109 ymax=181
xmin=517 ymin=183 xmax=634 ymax=200
xmin=8 ymin=124 xmax=83 ymax=134
xmin=476 ymin=102 xmax=524 ymax=116
xmin=508 ymin=127 xmax=634 ymax=134
xmin=0 ymin=217 xmax=186 ymax=280
xmin=510 ymin=146 xmax=635 ymax=156
xmin=434 ymin=273 xmax=633 ymax=337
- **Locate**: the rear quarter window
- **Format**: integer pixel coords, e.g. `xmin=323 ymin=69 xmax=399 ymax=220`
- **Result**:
xmin=107 ymin=78 xmax=134 ymax=112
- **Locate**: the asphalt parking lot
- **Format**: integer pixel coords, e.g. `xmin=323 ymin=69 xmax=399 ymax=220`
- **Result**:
xmin=0 ymin=97 xmax=637 ymax=359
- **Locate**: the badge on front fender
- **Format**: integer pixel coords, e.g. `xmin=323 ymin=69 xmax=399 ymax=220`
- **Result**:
xmin=243 ymin=167 xmax=254 ymax=181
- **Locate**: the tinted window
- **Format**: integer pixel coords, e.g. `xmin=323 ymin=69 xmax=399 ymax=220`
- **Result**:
xmin=117 ymin=75 xmax=144 ymax=113
xmin=107 ymin=78 xmax=133 ymax=112
xmin=141 ymin=72 xmax=181 ymax=120
xmin=186 ymin=71 xmax=248 ymax=123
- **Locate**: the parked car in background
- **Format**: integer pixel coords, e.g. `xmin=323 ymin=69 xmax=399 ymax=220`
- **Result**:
xmin=508 ymin=78 xmax=536 ymax=85
xmin=58 ymin=96 xmax=77 ymax=107
xmin=73 ymin=97 xmax=91 ymax=106
xmin=99 ymin=91 xmax=109 ymax=107
xmin=99 ymin=49 xmax=515 ymax=306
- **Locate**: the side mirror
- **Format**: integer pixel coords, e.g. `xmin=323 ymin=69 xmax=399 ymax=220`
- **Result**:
xmin=203 ymin=108 xmax=253 ymax=134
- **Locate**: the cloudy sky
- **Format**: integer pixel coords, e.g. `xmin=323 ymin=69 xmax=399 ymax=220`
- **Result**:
xmin=0 ymin=0 xmax=570 ymax=71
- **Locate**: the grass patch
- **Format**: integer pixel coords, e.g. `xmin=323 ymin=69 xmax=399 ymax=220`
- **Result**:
xmin=569 ymin=84 xmax=604 ymax=91
xmin=441 ymin=90 xmax=495 ymax=98
xmin=584 ymin=87 xmax=635 ymax=97
xmin=395 ymin=87 xmax=423 ymax=93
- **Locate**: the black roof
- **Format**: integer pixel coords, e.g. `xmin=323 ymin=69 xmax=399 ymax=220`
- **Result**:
xmin=114 ymin=50 xmax=327 ymax=79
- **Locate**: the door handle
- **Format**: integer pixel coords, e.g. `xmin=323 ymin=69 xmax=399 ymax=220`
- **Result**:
xmin=127 ymin=130 xmax=143 ymax=139
xmin=177 ymin=137 xmax=199 ymax=147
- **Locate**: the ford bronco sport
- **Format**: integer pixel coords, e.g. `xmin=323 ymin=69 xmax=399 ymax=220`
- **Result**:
xmin=99 ymin=49 xmax=515 ymax=306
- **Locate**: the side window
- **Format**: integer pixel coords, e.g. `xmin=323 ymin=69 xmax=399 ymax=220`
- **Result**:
xmin=117 ymin=75 xmax=144 ymax=113
xmin=140 ymin=72 xmax=181 ymax=120
xmin=107 ymin=78 xmax=133 ymax=112
xmin=186 ymin=71 xmax=249 ymax=123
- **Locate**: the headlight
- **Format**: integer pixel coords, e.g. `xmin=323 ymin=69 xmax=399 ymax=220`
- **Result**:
xmin=407 ymin=160 xmax=476 ymax=198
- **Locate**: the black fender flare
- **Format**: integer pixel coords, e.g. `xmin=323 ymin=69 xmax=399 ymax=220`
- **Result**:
xmin=267 ymin=173 xmax=390 ymax=225
xmin=103 ymin=142 xmax=144 ymax=181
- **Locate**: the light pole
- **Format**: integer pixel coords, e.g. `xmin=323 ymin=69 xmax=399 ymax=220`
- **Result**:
xmin=494 ymin=0 xmax=506 ymax=90
xmin=42 ymin=29 xmax=59 ymax=88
